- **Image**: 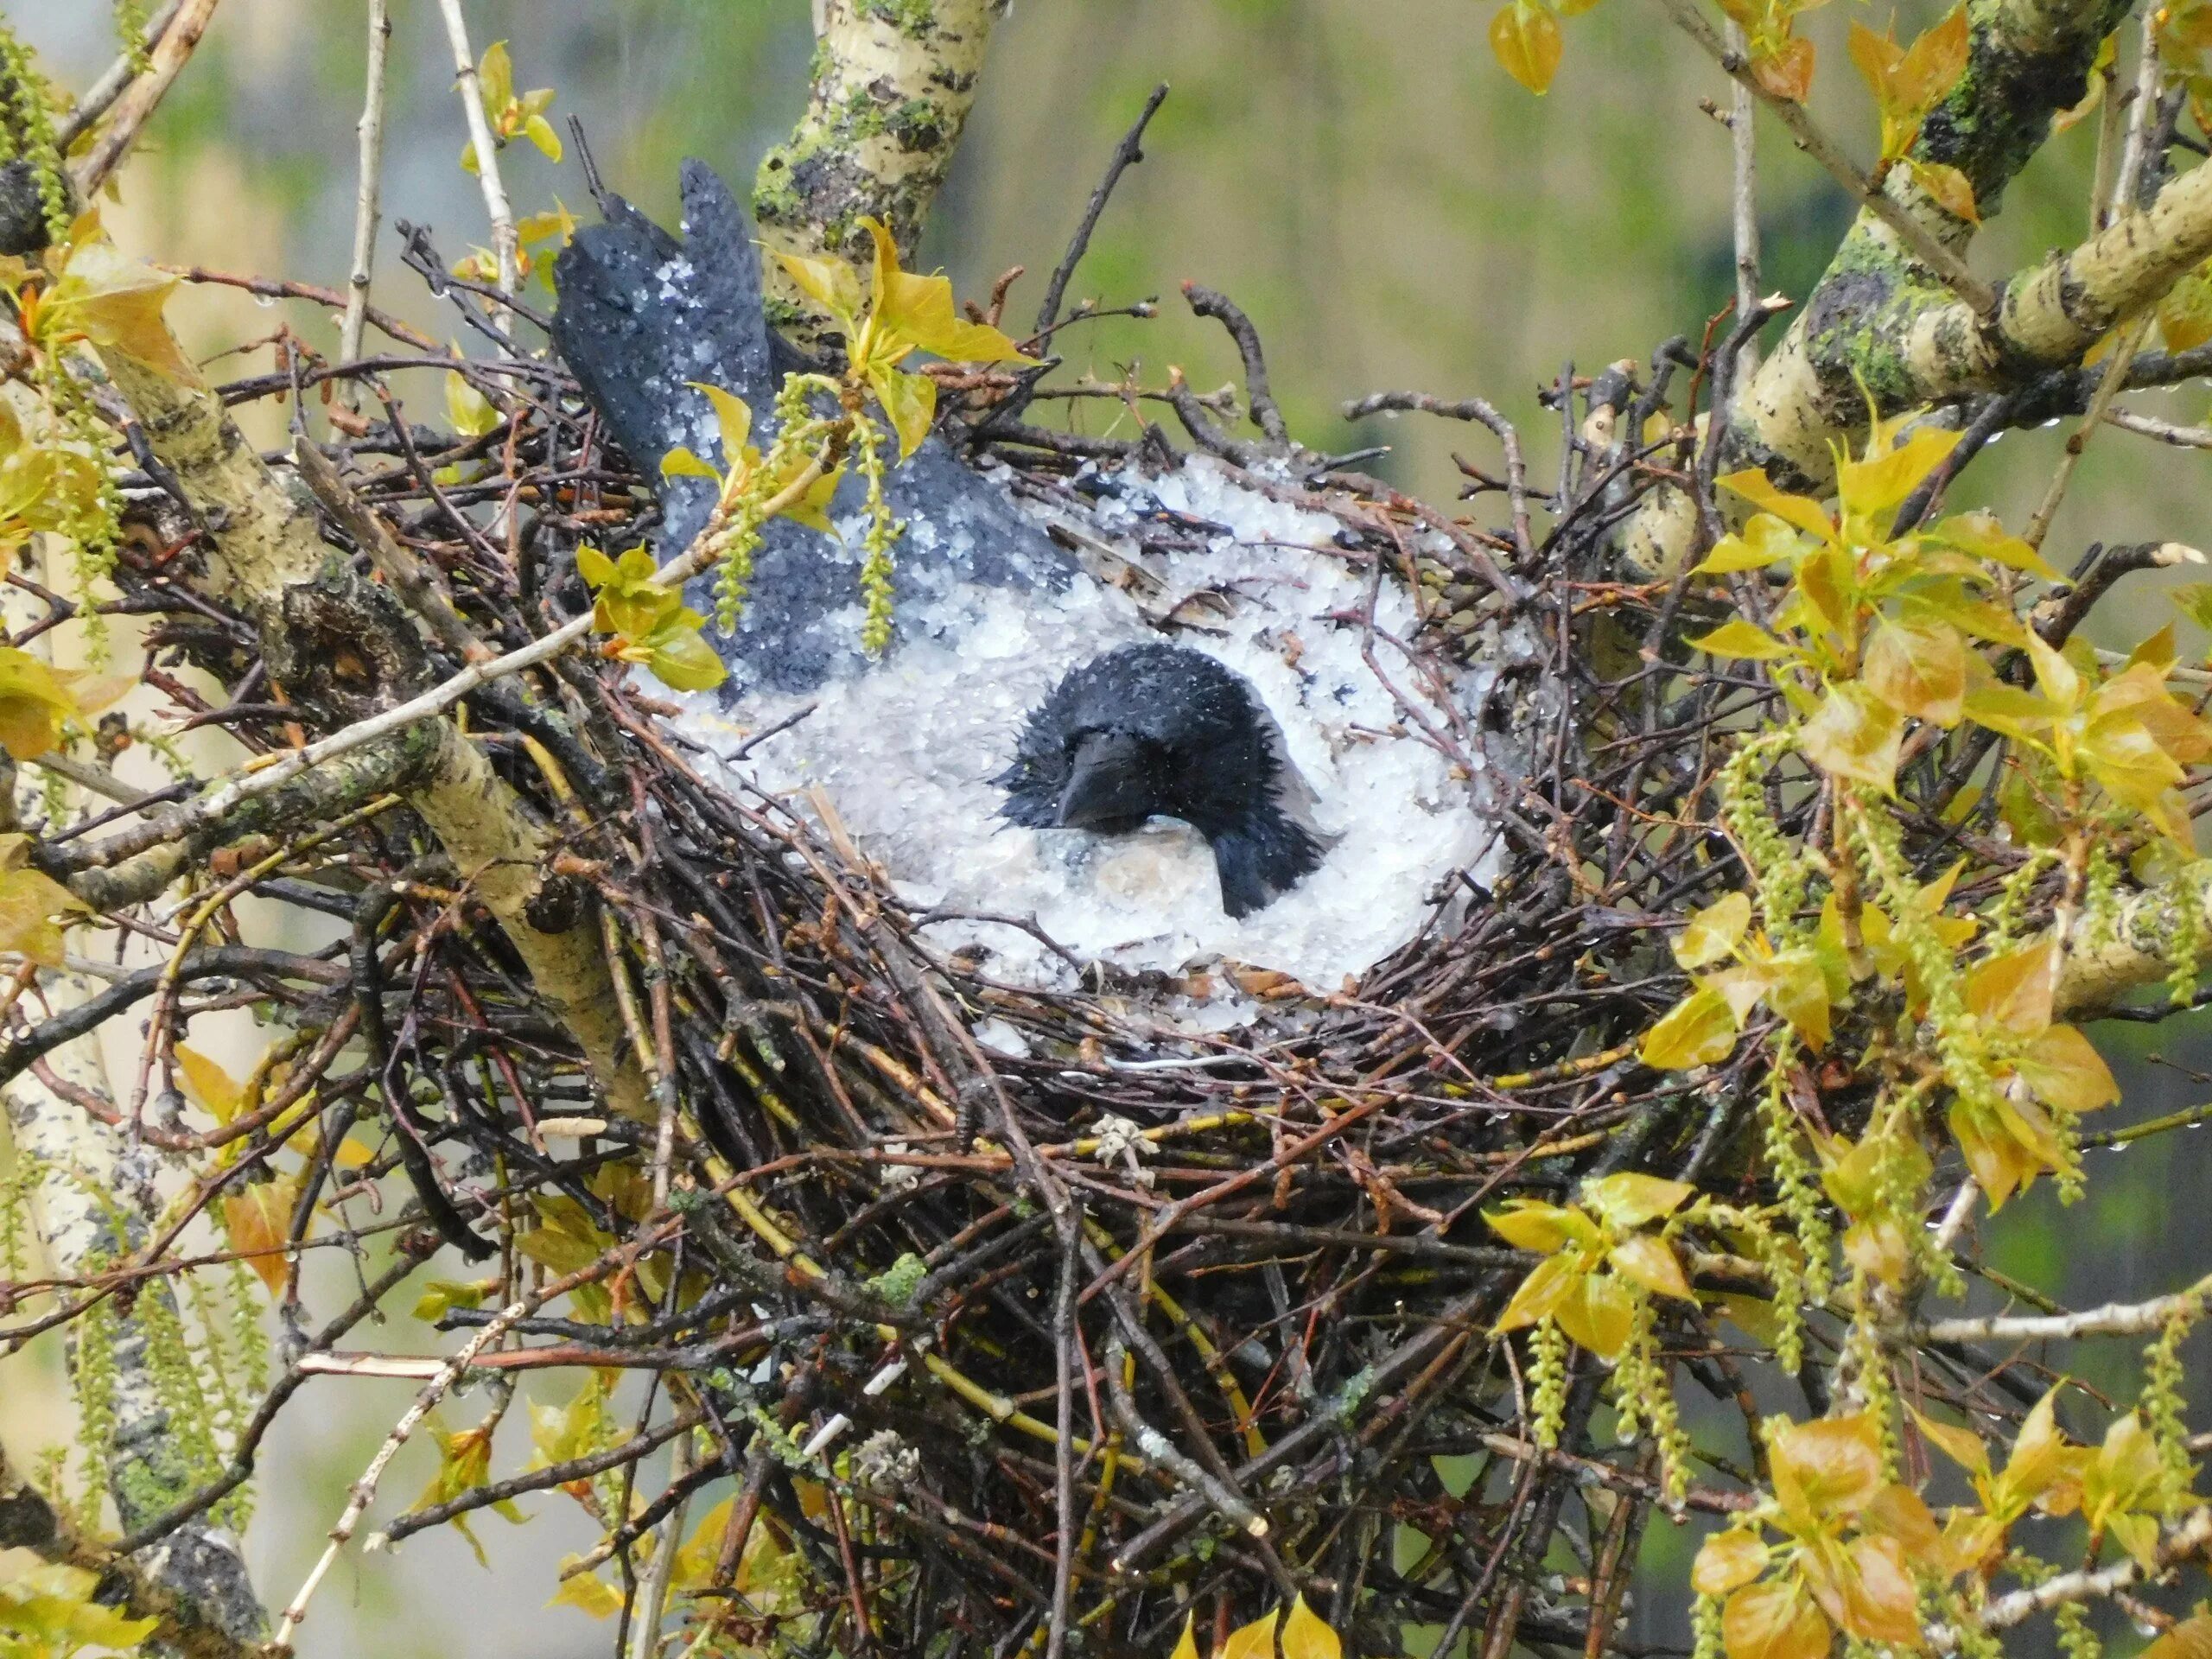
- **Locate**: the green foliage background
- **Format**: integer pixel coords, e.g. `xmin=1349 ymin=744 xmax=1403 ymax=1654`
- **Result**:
xmin=4 ymin=3 xmax=2210 ymax=1656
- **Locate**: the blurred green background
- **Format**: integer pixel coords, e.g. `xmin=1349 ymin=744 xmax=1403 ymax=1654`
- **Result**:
xmin=3 ymin=3 xmax=2210 ymax=1656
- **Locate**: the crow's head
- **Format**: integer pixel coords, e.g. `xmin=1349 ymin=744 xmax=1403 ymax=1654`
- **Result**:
xmin=996 ymin=644 xmax=1325 ymax=918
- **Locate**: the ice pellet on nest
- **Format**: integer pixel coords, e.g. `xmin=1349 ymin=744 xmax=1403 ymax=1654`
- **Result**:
xmin=680 ymin=459 xmax=1503 ymax=1000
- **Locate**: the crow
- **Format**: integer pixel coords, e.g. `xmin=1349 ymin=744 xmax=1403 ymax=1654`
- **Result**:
xmin=997 ymin=644 xmax=1325 ymax=918
xmin=548 ymin=162 xmax=1496 ymax=995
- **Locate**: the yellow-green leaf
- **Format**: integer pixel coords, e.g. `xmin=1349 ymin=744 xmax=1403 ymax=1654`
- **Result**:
xmin=1800 ymin=683 xmax=1904 ymax=794
xmin=1690 ymin=619 xmax=1793 ymax=661
xmin=1281 ymin=1595 xmax=1343 ymax=1659
xmin=689 ymin=381 xmax=753 ymax=459
xmin=1930 ymin=509 xmax=2064 ymax=583
xmin=861 ymin=218 xmax=1035 ymax=365
xmin=1220 ymin=1607 xmax=1280 ymax=1659
xmin=1489 ymin=0 xmax=1564 ymax=93
xmin=1723 ymin=1578 xmax=1831 ymax=1659
xmin=774 ymin=248 xmax=863 ymax=326
xmin=0 ymin=646 xmax=79 ymax=760
xmin=1555 ymin=1268 xmax=1635 ymax=1357
xmin=1639 ymin=985 xmax=1739 ymax=1071
xmin=1837 ymin=427 xmax=1961 ymax=518
xmin=1910 ymin=159 xmax=1980 ymax=222
xmin=222 ymin=1173 xmax=301 ymax=1295
xmin=1675 ymin=892 xmax=1752 ymax=969
xmin=1484 ymin=1198 xmax=1593 ymax=1254
xmin=1694 ymin=512 xmax=1803 ymax=575
xmin=2014 ymin=1023 xmax=2118 ymax=1113
xmin=644 ymin=621 xmax=728 ymax=694
xmin=1964 ymin=937 xmax=2057 ymax=1035
xmin=1583 ymin=1171 xmax=1695 ymax=1229
xmin=660 ymin=446 xmax=720 ymax=480
xmin=1168 ymin=1612 xmax=1201 ymax=1659
xmin=175 ymin=1044 xmax=245 ymax=1126
xmin=1692 ymin=1525 xmax=1772 ymax=1595
xmin=1864 ymin=614 xmax=1966 ymax=727
xmin=1493 ymin=1251 xmax=1582 ymax=1334
xmin=549 ymin=1558 xmax=626 ymax=1618
xmin=1609 ymin=1233 xmax=1694 ymax=1300
xmin=446 ymin=367 xmax=500 ymax=439
xmin=868 ymin=364 xmax=938 ymax=459
xmin=1718 ymin=468 xmax=1834 ymax=540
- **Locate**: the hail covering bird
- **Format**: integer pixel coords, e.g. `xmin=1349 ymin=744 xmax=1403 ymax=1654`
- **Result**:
xmin=550 ymin=162 xmax=1500 ymax=999
xmin=998 ymin=643 xmax=1324 ymax=918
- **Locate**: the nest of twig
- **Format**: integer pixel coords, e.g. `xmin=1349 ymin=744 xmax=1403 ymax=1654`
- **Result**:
xmin=59 ymin=207 xmax=1798 ymax=1658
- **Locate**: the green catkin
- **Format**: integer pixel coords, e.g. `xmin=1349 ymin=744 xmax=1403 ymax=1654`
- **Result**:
xmin=2168 ymin=869 xmax=2207 ymax=1007
xmin=113 ymin=0 xmax=152 ymax=73
xmin=855 ymin=414 xmax=898 ymax=656
xmin=1691 ymin=1593 xmax=1725 ymax=1659
xmin=0 ymin=29 xmax=69 ymax=240
xmin=2055 ymin=1599 xmax=2101 ymax=1659
xmin=1611 ymin=1296 xmax=1693 ymax=1502
xmin=2142 ymin=1297 xmax=2202 ymax=1515
xmin=1527 ymin=1315 xmax=1569 ymax=1449
xmin=69 ymin=1268 xmax=118 ymax=1533
xmin=1720 ymin=733 xmax=1815 ymax=938
xmin=1986 ymin=846 xmax=2057 ymax=950
xmin=1757 ymin=1036 xmax=1832 ymax=1320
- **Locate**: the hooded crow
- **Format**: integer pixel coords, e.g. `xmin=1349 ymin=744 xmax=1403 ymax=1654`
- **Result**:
xmin=997 ymin=644 xmax=1324 ymax=918
xmin=549 ymin=162 xmax=1502 ymax=998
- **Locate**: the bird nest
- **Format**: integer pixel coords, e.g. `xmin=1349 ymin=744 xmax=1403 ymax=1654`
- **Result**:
xmin=86 ymin=203 xmax=1734 ymax=1659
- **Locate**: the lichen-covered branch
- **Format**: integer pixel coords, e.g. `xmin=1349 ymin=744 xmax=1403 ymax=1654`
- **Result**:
xmin=753 ymin=0 xmax=1004 ymax=339
xmin=2056 ymin=858 xmax=2212 ymax=1014
xmin=1625 ymin=0 xmax=2136 ymax=575
xmin=92 ymin=337 xmax=646 ymax=1120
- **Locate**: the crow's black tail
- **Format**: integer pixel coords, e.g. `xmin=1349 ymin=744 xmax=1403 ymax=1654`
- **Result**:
xmin=1210 ymin=805 xmax=1325 ymax=919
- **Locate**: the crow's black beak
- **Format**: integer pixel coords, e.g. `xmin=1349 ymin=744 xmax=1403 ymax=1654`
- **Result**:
xmin=1057 ymin=731 xmax=1155 ymax=831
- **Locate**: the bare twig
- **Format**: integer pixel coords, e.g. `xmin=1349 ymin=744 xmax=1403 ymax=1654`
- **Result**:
xmin=1034 ymin=83 xmax=1168 ymax=337
xmin=54 ymin=0 xmax=186 ymax=150
xmin=432 ymin=0 xmax=518 ymax=301
xmin=69 ymin=0 xmax=223 ymax=198
xmin=1658 ymin=0 xmax=1997 ymax=315
xmin=338 ymin=0 xmax=394 ymax=395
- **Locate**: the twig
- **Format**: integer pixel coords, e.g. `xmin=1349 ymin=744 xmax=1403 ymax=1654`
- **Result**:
xmin=1658 ymin=0 xmax=1997 ymax=315
xmin=2105 ymin=404 xmax=2212 ymax=448
xmin=1923 ymin=1271 xmax=2211 ymax=1342
xmin=1725 ymin=22 xmax=1762 ymax=388
xmin=69 ymin=0 xmax=222 ymax=198
xmin=54 ymin=0 xmax=186 ymax=150
xmin=338 ymin=0 xmax=393 ymax=397
xmin=1033 ymin=84 xmax=1168 ymax=337
xmin=432 ymin=0 xmax=518 ymax=301
xmin=1183 ymin=283 xmax=1289 ymax=446
xmin=2024 ymin=312 xmax=2151 ymax=550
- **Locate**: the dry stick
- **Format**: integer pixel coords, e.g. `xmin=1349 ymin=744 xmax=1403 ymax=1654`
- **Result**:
xmin=432 ymin=0 xmax=518 ymax=301
xmin=1045 ymin=1205 xmax=1084 ymax=1659
xmin=627 ymin=1431 xmax=695 ymax=1659
xmin=1033 ymin=83 xmax=1169 ymax=337
xmin=90 ymin=454 xmax=825 ymax=869
xmin=1923 ymin=1271 xmax=2212 ymax=1343
xmin=2113 ymin=6 xmax=2164 ymax=218
xmin=2023 ymin=311 xmax=2151 ymax=550
xmin=53 ymin=0 xmax=186 ymax=149
xmin=2107 ymin=404 xmax=2212 ymax=447
xmin=338 ymin=0 xmax=394 ymax=402
xmin=2089 ymin=24 xmax=2128 ymax=231
xmin=271 ymin=1224 xmax=680 ymax=1651
xmin=68 ymin=0 xmax=221 ymax=197
xmin=1658 ymin=0 xmax=1996 ymax=315
xmin=1726 ymin=21 xmax=1763 ymax=387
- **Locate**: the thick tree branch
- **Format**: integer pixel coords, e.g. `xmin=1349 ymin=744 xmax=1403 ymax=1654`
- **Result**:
xmin=753 ymin=0 xmax=1005 ymax=342
xmin=91 ymin=336 xmax=646 ymax=1121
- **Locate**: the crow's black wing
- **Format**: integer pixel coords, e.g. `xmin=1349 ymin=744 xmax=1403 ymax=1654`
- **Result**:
xmin=551 ymin=162 xmax=1074 ymax=699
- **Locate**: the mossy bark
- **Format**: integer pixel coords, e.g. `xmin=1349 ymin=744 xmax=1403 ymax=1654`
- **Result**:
xmin=94 ymin=344 xmax=648 ymax=1122
xmin=1625 ymin=0 xmax=2135 ymax=575
xmin=753 ymin=0 xmax=1004 ymax=345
